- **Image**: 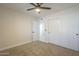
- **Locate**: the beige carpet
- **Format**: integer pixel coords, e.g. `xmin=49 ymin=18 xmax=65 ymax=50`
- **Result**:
xmin=0 ymin=41 xmax=79 ymax=56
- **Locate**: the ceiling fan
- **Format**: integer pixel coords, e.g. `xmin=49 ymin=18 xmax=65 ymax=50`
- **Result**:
xmin=27 ymin=3 xmax=51 ymax=13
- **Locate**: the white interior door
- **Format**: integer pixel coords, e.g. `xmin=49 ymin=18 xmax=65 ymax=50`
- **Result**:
xmin=32 ymin=20 xmax=39 ymax=41
xmin=32 ymin=18 xmax=48 ymax=42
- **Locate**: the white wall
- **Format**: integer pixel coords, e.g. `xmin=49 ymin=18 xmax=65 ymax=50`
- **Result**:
xmin=0 ymin=6 xmax=35 ymax=50
xmin=44 ymin=6 xmax=79 ymax=51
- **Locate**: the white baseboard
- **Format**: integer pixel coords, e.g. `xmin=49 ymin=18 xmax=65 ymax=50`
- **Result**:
xmin=0 ymin=41 xmax=32 ymax=51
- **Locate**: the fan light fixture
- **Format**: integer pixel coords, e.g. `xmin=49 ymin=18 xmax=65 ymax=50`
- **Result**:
xmin=35 ymin=8 xmax=41 ymax=13
xmin=27 ymin=3 xmax=51 ymax=14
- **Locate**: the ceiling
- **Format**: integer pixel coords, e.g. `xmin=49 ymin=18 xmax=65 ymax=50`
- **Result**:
xmin=0 ymin=3 xmax=79 ymax=18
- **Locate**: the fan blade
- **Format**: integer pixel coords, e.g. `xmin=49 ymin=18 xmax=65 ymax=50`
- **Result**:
xmin=30 ymin=3 xmax=37 ymax=7
xmin=39 ymin=3 xmax=43 ymax=6
xmin=40 ymin=7 xmax=51 ymax=9
xmin=27 ymin=8 xmax=35 ymax=11
xmin=37 ymin=3 xmax=43 ymax=7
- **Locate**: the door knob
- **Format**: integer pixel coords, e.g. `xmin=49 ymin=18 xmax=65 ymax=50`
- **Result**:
xmin=32 ymin=32 xmax=34 ymax=33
